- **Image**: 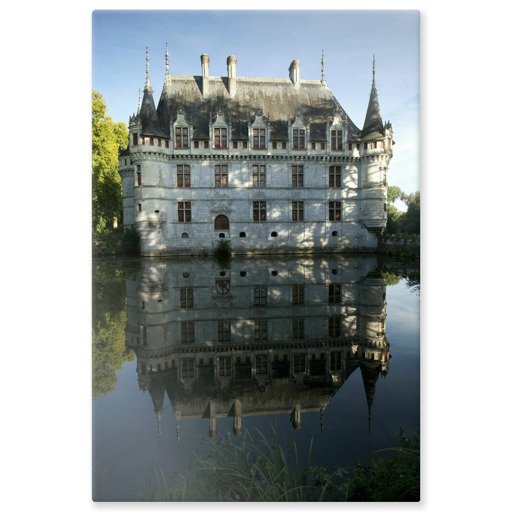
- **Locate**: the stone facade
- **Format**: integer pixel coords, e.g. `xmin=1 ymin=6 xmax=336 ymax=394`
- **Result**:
xmin=119 ymin=48 xmax=394 ymax=256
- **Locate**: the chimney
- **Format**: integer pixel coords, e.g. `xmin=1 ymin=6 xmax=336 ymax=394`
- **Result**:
xmin=289 ymin=59 xmax=300 ymax=88
xmin=227 ymin=55 xmax=237 ymax=98
xmin=201 ymin=53 xmax=210 ymax=98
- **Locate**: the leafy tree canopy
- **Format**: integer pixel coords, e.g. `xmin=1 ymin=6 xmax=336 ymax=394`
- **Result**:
xmin=92 ymin=91 xmax=129 ymax=233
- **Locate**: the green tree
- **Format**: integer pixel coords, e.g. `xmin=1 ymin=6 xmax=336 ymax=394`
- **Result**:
xmin=400 ymin=191 xmax=420 ymax=235
xmin=92 ymin=90 xmax=129 ymax=233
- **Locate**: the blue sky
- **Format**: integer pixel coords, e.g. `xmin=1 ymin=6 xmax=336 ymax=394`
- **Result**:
xmin=92 ymin=10 xmax=420 ymax=195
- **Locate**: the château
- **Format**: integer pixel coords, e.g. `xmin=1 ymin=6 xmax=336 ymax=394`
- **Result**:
xmin=119 ymin=46 xmax=394 ymax=256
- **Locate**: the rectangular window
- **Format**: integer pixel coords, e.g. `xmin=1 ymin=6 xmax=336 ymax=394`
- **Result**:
xmin=217 ymin=320 xmax=231 ymax=342
xmin=292 ymin=128 xmax=305 ymax=150
xmin=255 ymin=355 xmax=268 ymax=375
xmin=252 ymin=165 xmax=266 ymax=188
xmin=282 ymin=142 xmax=287 ymax=150
xmin=272 ymin=141 xmax=277 ymax=150
xmin=328 ymin=317 xmax=341 ymax=338
xmin=214 ymin=127 xmax=227 ymax=148
xmin=292 ymin=201 xmax=304 ymax=222
xmin=150 ymin=137 xmax=154 ymax=146
xmin=254 ymin=319 xmax=268 ymax=341
xmin=218 ymin=357 xmax=232 ymax=377
xmin=329 ymin=201 xmax=342 ymax=221
xmin=331 ymin=130 xmax=343 ymax=150
xmin=233 ymin=141 xmax=238 ymax=149
xmin=194 ymin=140 xmax=199 ymax=149
xmin=291 ymin=165 xmax=304 ymax=188
xmin=136 ymin=165 xmax=141 ymax=187
xmin=158 ymin=139 xmax=162 ymax=147
xmin=177 ymin=165 xmax=191 ymax=188
xmin=253 ymin=128 xmax=266 ymax=149
xmin=204 ymin=140 xmax=209 ymax=149
xmin=254 ymin=286 xmax=268 ymax=306
xmin=165 ymin=140 xmax=169 ymax=149
xmin=330 ymin=351 xmax=342 ymax=371
xmin=181 ymin=321 xmax=195 ymax=343
xmin=293 ymin=354 xmax=306 ymax=373
xmin=132 ymin=133 xmax=138 ymax=145
xmin=181 ymin=358 xmax=195 ymax=378
xmin=175 ymin=126 xmax=189 ymax=149
xmin=179 ymin=287 xmax=194 ymax=308
xmin=137 ymin=203 xmax=142 ymax=213
xmin=292 ymin=284 xmax=304 ymax=305
xmin=178 ymin=201 xmax=191 ymax=222
xmin=328 ymin=283 xmax=341 ymax=303
xmin=215 ymin=165 xmax=228 ymax=188
xmin=292 ymin=317 xmax=304 ymax=339
xmin=243 ymin=141 xmax=248 ymax=149
xmin=311 ymin=142 xmax=316 ymax=150
xmin=329 ymin=166 xmax=342 ymax=188
xmin=253 ymin=201 xmax=267 ymax=222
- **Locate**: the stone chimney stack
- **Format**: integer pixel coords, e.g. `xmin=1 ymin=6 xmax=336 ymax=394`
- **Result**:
xmin=289 ymin=59 xmax=300 ymax=88
xmin=227 ymin=55 xmax=237 ymax=98
xmin=201 ymin=53 xmax=210 ymax=98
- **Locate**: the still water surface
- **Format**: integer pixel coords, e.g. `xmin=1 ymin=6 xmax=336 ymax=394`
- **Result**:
xmin=92 ymin=255 xmax=419 ymax=501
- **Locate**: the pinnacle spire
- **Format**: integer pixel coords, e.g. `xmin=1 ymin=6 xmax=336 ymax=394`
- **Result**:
xmin=144 ymin=46 xmax=152 ymax=93
xmin=321 ymin=49 xmax=326 ymax=86
xmin=165 ymin=42 xmax=171 ymax=81
xmin=361 ymin=55 xmax=384 ymax=139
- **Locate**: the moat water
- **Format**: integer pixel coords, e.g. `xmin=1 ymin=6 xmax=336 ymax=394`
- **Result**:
xmin=92 ymin=255 xmax=420 ymax=501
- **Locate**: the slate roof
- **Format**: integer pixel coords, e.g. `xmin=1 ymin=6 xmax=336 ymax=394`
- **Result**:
xmin=136 ymin=74 xmax=365 ymax=141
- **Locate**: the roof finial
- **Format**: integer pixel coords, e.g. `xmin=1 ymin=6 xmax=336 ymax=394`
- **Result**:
xmin=137 ymin=88 xmax=141 ymax=114
xmin=321 ymin=49 xmax=326 ymax=86
xmin=165 ymin=42 xmax=170 ymax=77
xmin=144 ymin=46 xmax=152 ymax=93
xmin=372 ymin=54 xmax=376 ymax=90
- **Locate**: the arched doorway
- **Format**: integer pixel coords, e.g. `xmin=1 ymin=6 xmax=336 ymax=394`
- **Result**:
xmin=214 ymin=215 xmax=229 ymax=230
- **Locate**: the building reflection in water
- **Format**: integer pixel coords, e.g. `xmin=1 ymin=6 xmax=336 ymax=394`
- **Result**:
xmin=124 ymin=256 xmax=390 ymax=440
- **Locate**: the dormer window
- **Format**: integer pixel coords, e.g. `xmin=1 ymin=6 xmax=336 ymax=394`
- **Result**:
xmin=331 ymin=129 xmax=343 ymax=150
xmin=253 ymin=128 xmax=266 ymax=149
xmin=214 ymin=127 xmax=227 ymax=148
xmin=175 ymin=126 xmax=189 ymax=149
xmin=292 ymin=128 xmax=305 ymax=150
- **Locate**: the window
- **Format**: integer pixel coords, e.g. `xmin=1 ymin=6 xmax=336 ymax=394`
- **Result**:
xmin=292 ymin=165 xmax=304 ymax=188
xmin=215 ymin=165 xmax=228 ymax=188
xmin=253 ymin=201 xmax=266 ymax=222
xmin=292 ymin=201 xmax=304 ymax=222
xmin=292 ymin=128 xmax=305 ymax=150
xmin=328 ymin=284 xmax=341 ymax=303
xmin=330 ymin=351 xmax=342 ymax=371
xmin=292 ymin=318 xmax=304 ymax=339
xmin=165 ymin=140 xmax=169 ymax=149
xmin=328 ymin=317 xmax=341 ymax=338
xmin=178 ymin=201 xmax=191 ymax=222
xmin=132 ymin=133 xmax=138 ymax=145
xmin=282 ymin=142 xmax=287 ymax=150
xmin=272 ymin=142 xmax=277 ymax=150
xmin=311 ymin=142 xmax=316 ymax=150
xmin=136 ymin=165 xmax=141 ymax=186
xmin=179 ymin=287 xmax=194 ymax=308
xmin=194 ymin=140 xmax=199 ymax=149
xmin=252 ymin=165 xmax=266 ymax=187
xmin=293 ymin=354 xmax=306 ymax=373
xmin=218 ymin=320 xmax=231 ymax=342
xmin=214 ymin=127 xmax=227 ymax=148
xmin=331 ymin=130 xmax=343 ymax=150
xmin=175 ymin=126 xmax=189 ymax=148
xmin=292 ymin=284 xmax=304 ymax=305
xmin=329 ymin=166 xmax=342 ymax=188
xmin=255 ymin=355 xmax=268 ymax=375
xmin=329 ymin=201 xmax=342 ymax=221
xmin=181 ymin=358 xmax=195 ymax=378
xmin=181 ymin=321 xmax=195 ymax=343
xmin=254 ymin=319 xmax=268 ymax=341
xmin=137 ymin=203 xmax=142 ymax=213
xmin=253 ymin=128 xmax=266 ymax=149
xmin=158 ymin=139 xmax=162 ymax=147
xmin=218 ymin=357 xmax=232 ymax=377
xmin=254 ymin=285 xmax=268 ymax=306
xmin=177 ymin=165 xmax=190 ymax=188
xmin=150 ymin=137 xmax=154 ymax=146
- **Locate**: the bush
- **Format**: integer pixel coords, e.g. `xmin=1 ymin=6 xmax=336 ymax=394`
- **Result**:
xmin=121 ymin=226 xmax=140 ymax=256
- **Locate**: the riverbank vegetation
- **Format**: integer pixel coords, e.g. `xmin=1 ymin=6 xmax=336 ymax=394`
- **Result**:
xmin=138 ymin=427 xmax=419 ymax=502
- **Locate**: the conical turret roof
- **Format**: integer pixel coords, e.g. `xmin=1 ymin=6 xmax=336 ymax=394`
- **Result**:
xmin=361 ymin=56 xmax=384 ymax=140
xmin=140 ymin=47 xmax=166 ymax=137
